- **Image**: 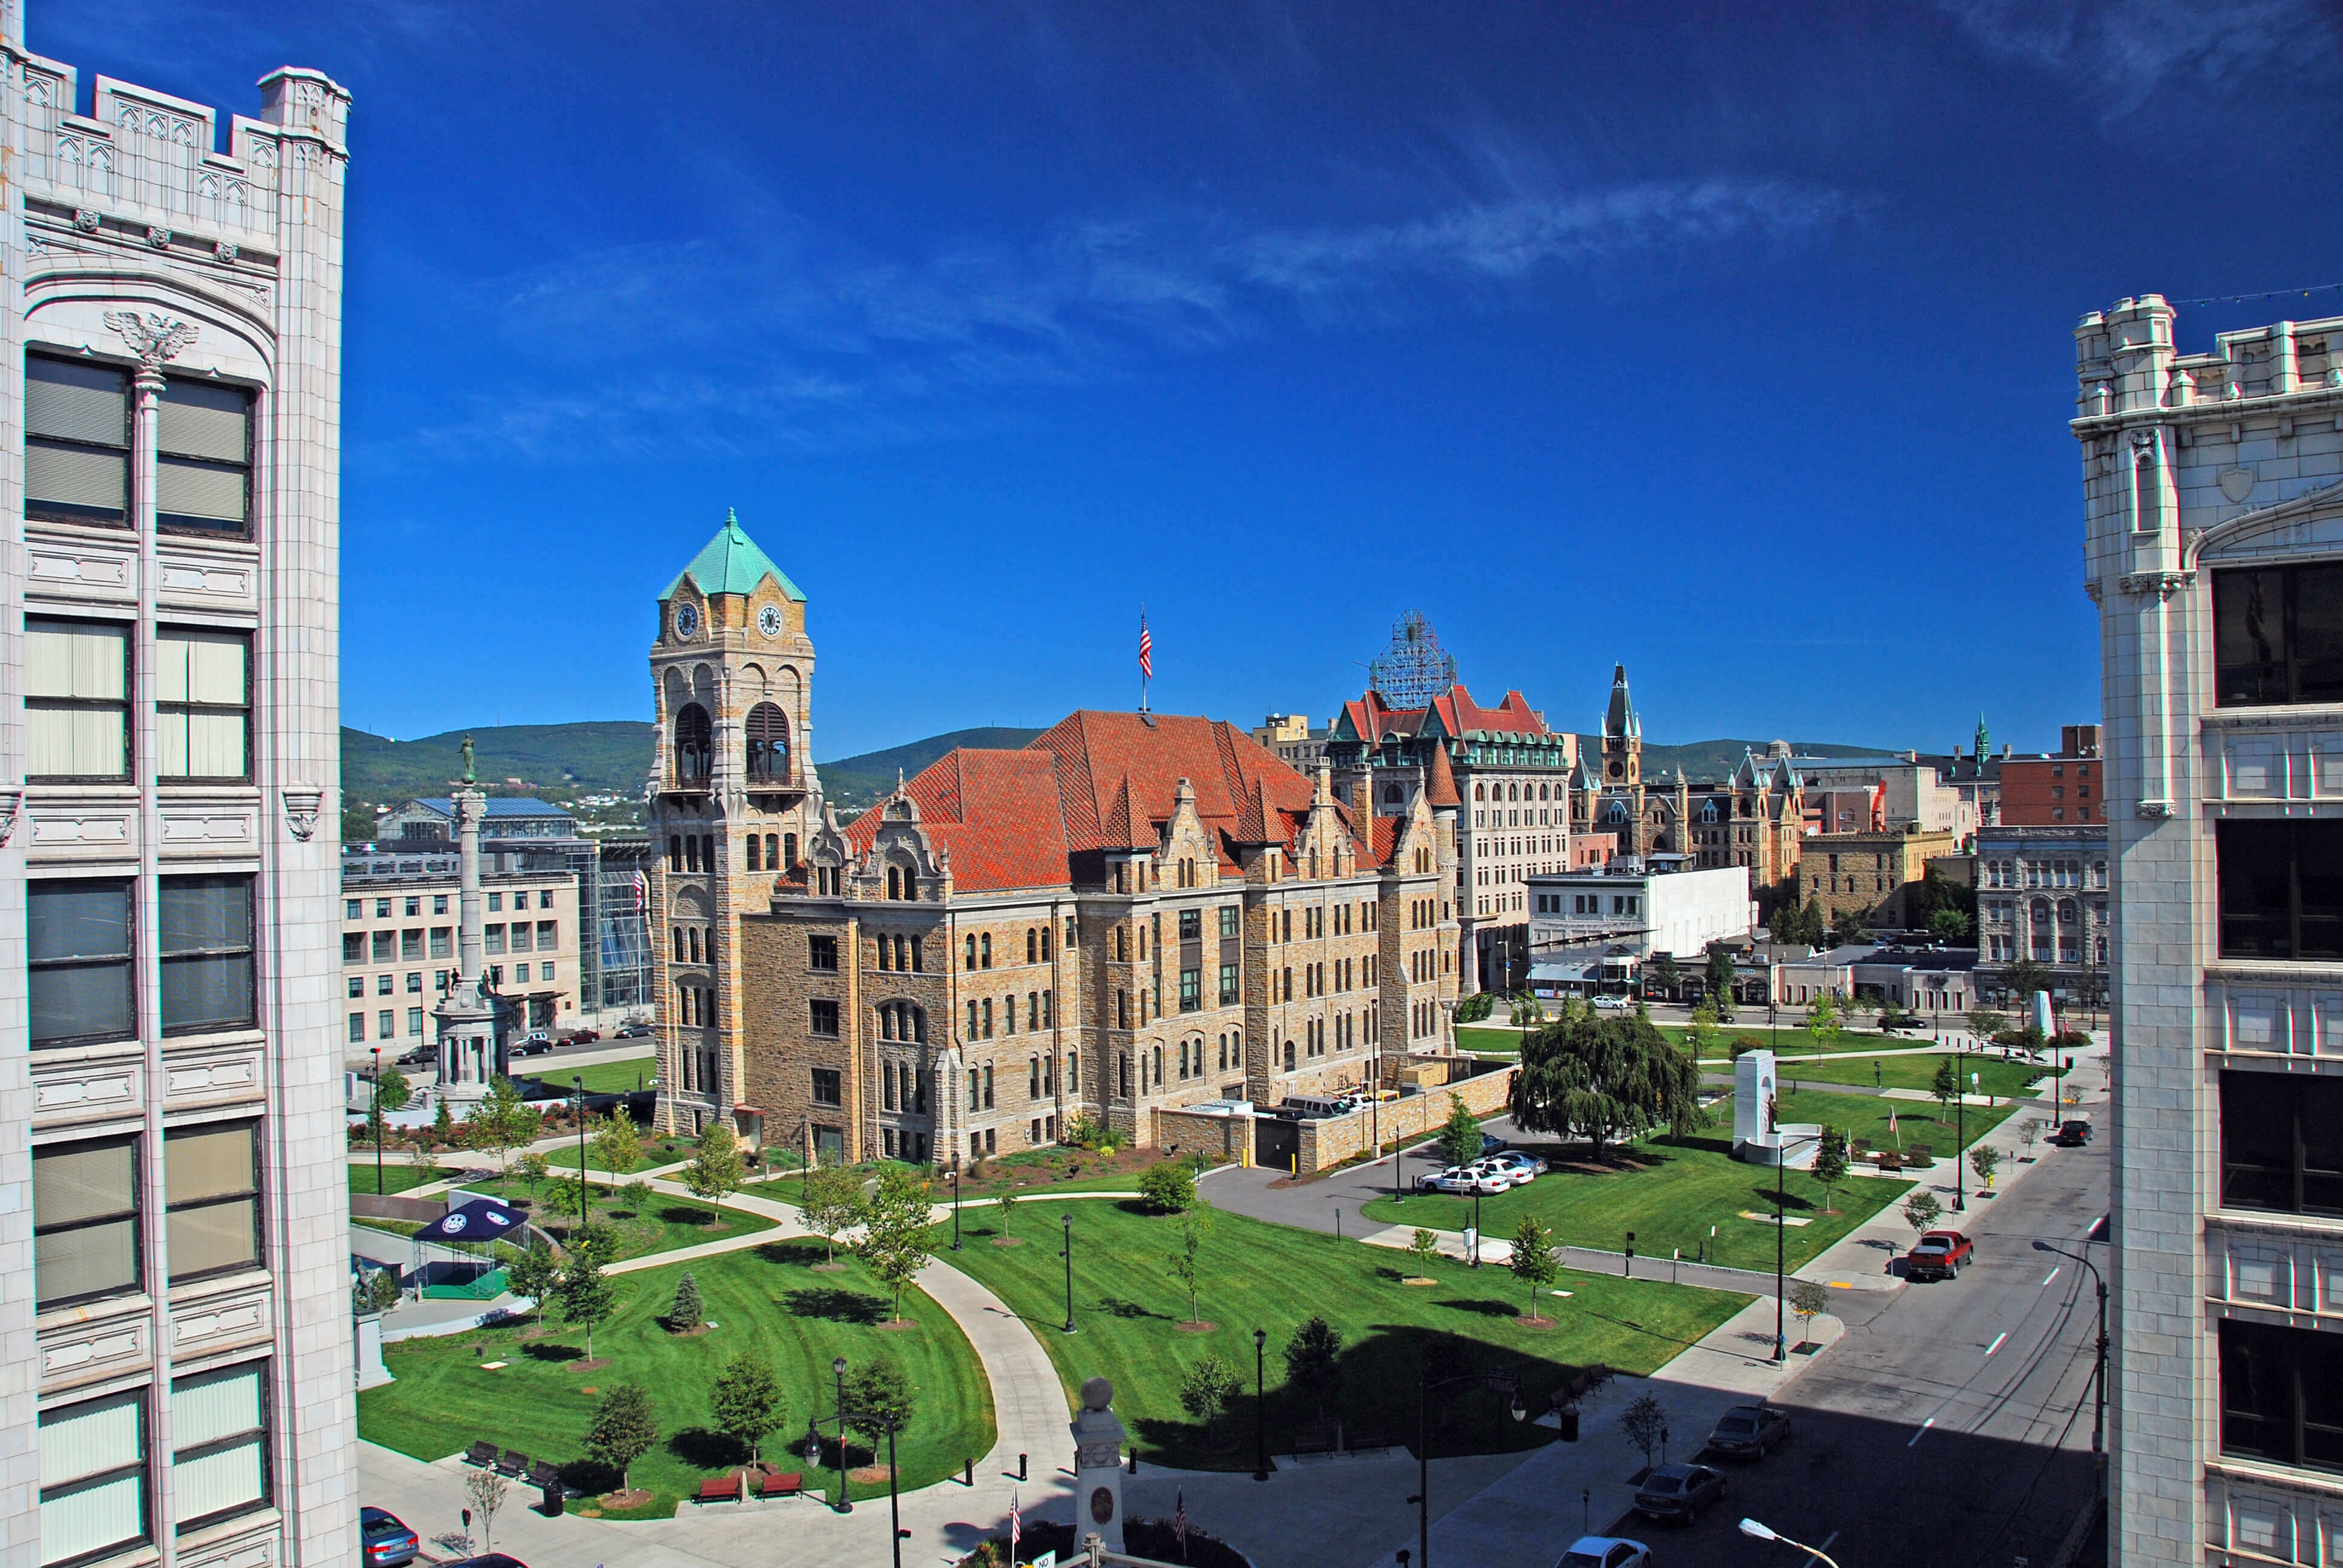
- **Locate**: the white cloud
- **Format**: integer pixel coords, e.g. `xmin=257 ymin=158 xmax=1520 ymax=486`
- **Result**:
xmin=1938 ymin=0 xmax=2339 ymax=118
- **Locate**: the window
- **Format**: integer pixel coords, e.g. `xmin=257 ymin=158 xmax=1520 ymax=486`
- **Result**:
xmin=483 ymin=924 xmax=506 ymax=956
xmin=747 ymin=834 xmax=762 ymax=872
xmin=1179 ymin=909 xmax=1201 ymax=942
xmin=434 ymin=894 xmax=450 ymax=915
xmin=672 ymin=702 xmax=713 ymax=785
xmin=1180 ymin=968 xmax=1201 ymax=1011
xmin=166 ymin=1122 xmax=260 ymax=1280
xmin=537 ymin=920 xmax=557 ymax=948
xmin=406 ymin=1007 xmax=424 ymax=1036
xmin=2218 ymin=821 xmax=2343 ymax=960
xmin=808 ymin=934 xmax=838 ymax=972
xmin=156 ymin=375 xmax=254 ymax=535
xmin=1219 ymin=906 xmax=1239 ymax=939
xmin=30 ymin=880 xmax=134 ymax=1048
xmin=347 ymin=1013 xmax=364 ymax=1043
xmin=38 ymin=1391 xmax=148 ymax=1567
xmin=2220 ymin=1318 xmax=2343 ymax=1473
xmin=2215 ymin=563 xmax=2343 ymax=707
xmin=746 ymin=702 xmax=792 ymax=783
xmin=2221 ymin=1070 xmax=2343 ymax=1216
xmin=26 ymin=354 xmax=130 ymax=526
xmin=488 ymin=893 xmax=503 ymax=913
xmin=811 ymin=1068 xmax=842 ymax=1106
xmin=171 ymin=1362 xmax=270 ymax=1530
xmin=156 ymin=876 xmax=256 ymax=1036
xmin=810 ymin=999 xmax=840 ymax=1037
xmin=34 ymin=1137 xmax=140 ymax=1309
xmin=25 ymin=619 xmax=129 ymax=780
xmin=1219 ymin=962 xmax=1239 ymax=1006
xmin=429 ymin=927 xmax=451 ymax=959
xmin=149 ymin=627 xmax=254 ymax=779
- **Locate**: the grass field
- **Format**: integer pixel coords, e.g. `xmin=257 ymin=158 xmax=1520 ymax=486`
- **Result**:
xmin=1362 ymin=1087 xmax=1973 ymax=1273
xmin=1455 ymin=1025 xmax=1523 ymax=1056
xmin=543 ymin=1140 xmax=686 ymax=1174
xmin=1657 ymin=1023 xmax=1941 ymax=1060
xmin=359 ymin=1244 xmax=994 ymax=1516
xmin=931 ymin=1201 xmax=1748 ymax=1470
xmin=345 ymin=1161 xmax=453 ymax=1196
xmin=526 ymin=1054 xmax=657 ymax=1095
xmin=1768 ymin=1085 xmax=2020 ymax=1157
xmin=493 ymin=1174 xmax=778 ymax=1263
xmin=1759 ymin=1053 xmax=2057 ymax=1099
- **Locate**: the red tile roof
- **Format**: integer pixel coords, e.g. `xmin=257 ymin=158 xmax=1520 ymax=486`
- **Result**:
xmin=1424 ymin=740 xmax=1460 ymax=808
xmin=1343 ymin=682 xmax=1548 ymax=741
xmin=844 ymin=748 xmax=1070 ymax=893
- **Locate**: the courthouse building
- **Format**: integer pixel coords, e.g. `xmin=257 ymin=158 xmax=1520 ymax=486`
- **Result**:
xmin=2 ymin=21 xmax=355 ymax=1567
xmin=2077 ymin=294 xmax=2343 ymax=1566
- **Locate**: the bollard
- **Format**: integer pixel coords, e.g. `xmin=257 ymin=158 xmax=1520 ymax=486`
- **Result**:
xmin=1129 ymin=1450 xmax=1139 ymax=1474
xmin=1018 ymin=1452 xmax=1028 ymax=1481
xmin=963 ymin=1457 xmax=973 ymax=1488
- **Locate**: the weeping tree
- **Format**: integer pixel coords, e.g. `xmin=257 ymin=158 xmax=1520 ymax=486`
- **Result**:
xmin=1508 ymin=1010 xmax=1705 ymax=1161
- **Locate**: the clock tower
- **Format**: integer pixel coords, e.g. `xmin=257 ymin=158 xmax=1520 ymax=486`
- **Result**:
xmin=647 ymin=510 xmax=820 ymax=1140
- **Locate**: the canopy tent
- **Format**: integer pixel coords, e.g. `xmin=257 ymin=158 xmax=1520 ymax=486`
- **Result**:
xmin=410 ymin=1195 xmax=523 ymax=1301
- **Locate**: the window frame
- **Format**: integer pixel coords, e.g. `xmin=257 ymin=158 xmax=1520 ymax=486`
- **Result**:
xmin=33 ymin=1135 xmax=143 ymax=1312
xmin=25 ymin=616 xmax=132 ymax=783
xmin=2217 ymin=820 xmax=2343 ymax=962
xmin=158 ymin=874 xmax=257 ymax=1037
xmin=155 ymin=371 xmax=257 ymax=539
xmin=2214 ymin=560 xmax=2343 ymax=708
xmin=37 ymin=1389 xmax=150 ymax=1568
xmin=809 ymin=998 xmax=841 ymax=1038
xmin=163 ymin=1120 xmax=263 ymax=1284
xmin=810 ymin=1067 xmax=843 ymax=1106
xmin=30 ymin=877 xmax=136 ymax=1049
xmin=169 ymin=1359 xmax=272 ymax=1534
xmin=25 ymin=351 xmax=133 ymax=529
xmin=2220 ymin=1069 xmax=2343 ymax=1217
xmin=153 ymin=626 xmax=254 ymax=782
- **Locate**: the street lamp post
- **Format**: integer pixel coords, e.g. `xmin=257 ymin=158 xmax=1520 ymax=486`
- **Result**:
xmin=2033 ymin=1240 xmax=2111 ymax=1462
xmin=1954 ymin=1049 xmax=1967 ymax=1212
xmin=1772 ymin=1131 xmax=1820 ymax=1362
xmin=370 ymin=1047 xmax=384 ymax=1195
xmin=1413 ymin=1368 xmax=1524 ymax=1568
xmin=1252 ymin=1328 xmax=1269 ymax=1481
xmin=574 ymin=1075 xmax=588 ymax=1229
xmin=1470 ymin=1187 xmax=1482 ymax=1267
xmin=831 ymin=1356 xmax=852 ymax=1513
xmin=948 ymin=1169 xmax=962 ymax=1251
xmin=887 ymin=1424 xmax=903 ymax=1568
xmin=1059 ymin=1210 xmax=1075 ymax=1333
xmin=1739 ymin=1517 xmax=1843 ymax=1568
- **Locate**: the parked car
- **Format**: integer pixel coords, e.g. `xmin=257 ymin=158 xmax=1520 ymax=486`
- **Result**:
xmin=1419 ymin=1165 xmax=1512 ymax=1195
xmin=1592 ymin=993 xmax=1632 ymax=1011
xmin=395 ymin=1045 xmax=433 ymax=1068
xmin=1631 ymin=1460 xmax=1728 ymax=1523
xmin=513 ymin=1033 xmax=555 ymax=1057
xmin=1904 ymin=1229 xmax=1975 ymax=1282
xmin=1487 ymin=1151 xmax=1547 ymax=1180
xmin=1466 ymin=1157 xmax=1531 ymax=1189
xmin=614 ymin=1021 xmax=652 ymax=1039
xmin=558 ymin=1028 xmax=601 ymax=1045
xmin=437 ymin=1558 xmax=528 ymax=1568
xmin=2054 ymin=1118 xmax=2093 ymax=1146
xmin=1556 ymin=1537 xmax=1653 ymax=1568
xmin=358 ymin=1508 xmax=419 ymax=1567
xmin=1479 ymin=1131 xmax=1509 ymax=1155
xmin=1705 ymin=1402 xmax=1793 ymax=1458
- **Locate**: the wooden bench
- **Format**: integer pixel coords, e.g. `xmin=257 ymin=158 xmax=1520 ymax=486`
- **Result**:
xmin=496 ymin=1449 xmax=531 ymax=1478
xmin=696 ymin=1474 xmax=744 ymax=1504
xmin=463 ymin=1441 xmax=499 ymax=1468
xmin=758 ymin=1472 xmax=804 ymax=1500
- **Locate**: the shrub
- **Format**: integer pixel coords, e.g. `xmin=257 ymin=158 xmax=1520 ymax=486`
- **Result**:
xmin=664 ymin=1272 xmax=703 ymax=1332
xmin=1729 ymin=1036 xmax=1768 ymax=1059
xmin=1138 ymin=1161 xmax=1197 ymax=1214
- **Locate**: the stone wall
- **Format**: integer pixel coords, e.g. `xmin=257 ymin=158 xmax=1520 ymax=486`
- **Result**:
xmin=1297 ymin=1065 xmax=1516 ymax=1174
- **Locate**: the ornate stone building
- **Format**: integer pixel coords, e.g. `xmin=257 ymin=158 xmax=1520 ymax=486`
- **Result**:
xmin=3 ymin=20 xmax=356 ymax=1564
xmin=645 ymin=528 xmax=1460 ymax=1165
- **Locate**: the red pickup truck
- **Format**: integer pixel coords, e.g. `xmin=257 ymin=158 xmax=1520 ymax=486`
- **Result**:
xmin=1905 ymin=1229 xmax=1974 ymax=1282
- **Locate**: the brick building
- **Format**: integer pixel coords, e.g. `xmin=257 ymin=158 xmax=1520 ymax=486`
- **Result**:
xmin=1792 ymin=826 xmax=1957 ymax=928
xmin=1996 ymin=724 xmax=2105 ymax=826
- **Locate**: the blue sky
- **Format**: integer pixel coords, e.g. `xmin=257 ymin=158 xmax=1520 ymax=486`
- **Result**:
xmin=41 ymin=1 xmax=2343 ymax=759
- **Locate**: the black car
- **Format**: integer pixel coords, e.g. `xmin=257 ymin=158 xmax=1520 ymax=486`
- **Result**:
xmin=439 ymin=1557 xmax=528 ymax=1568
xmin=614 ymin=1022 xmax=652 ymax=1039
xmin=2055 ymin=1119 xmax=2093 ymax=1146
xmin=358 ymin=1507 xmax=419 ymax=1567
xmin=1631 ymin=1461 xmax=1727 ymax=1523
xmin=1705 ymin=1403 xmax=1792 ymax=1458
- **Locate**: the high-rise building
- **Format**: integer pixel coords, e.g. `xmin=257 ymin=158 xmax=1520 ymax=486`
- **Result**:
xmin=2079 ymin=294 xmax=2343 ymax=1566
xmin=1 ymin=16 xmax=355 ymax=1567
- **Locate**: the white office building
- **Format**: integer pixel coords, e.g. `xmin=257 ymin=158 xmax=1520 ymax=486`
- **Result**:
xmin=1525 ymin=858 xmax=1752 ymax=990
xmin=1 ymin=15 xmax=356 ymax=1566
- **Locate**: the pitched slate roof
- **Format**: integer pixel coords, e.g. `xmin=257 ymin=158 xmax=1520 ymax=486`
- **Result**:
xmin=844 ymin=748 xmax=1070 ymax=892
xmin=660 ymin=510 xmax=805 ymax=603
xmin=1423 ymin=740 xmax=1460 ymax=808
xmin=1340 ymin=682 xmax=1548 ymax=744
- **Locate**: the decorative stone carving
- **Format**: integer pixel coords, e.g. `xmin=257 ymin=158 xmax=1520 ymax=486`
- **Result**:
xmin=282 ymin=786 xmax=324 ymax=842
xmin=2219 ymin=468 xmax=2256 ymax=504
xmin=102 ymin=310 xmax=199 ymax=374
xmin=0 ymin=787 xmax=20 ymax=846
xmin=2118 ymin=570 xmax=2194 ymax=600
xmin=214 ymin=239 xmax=238 ymax=264
xmin=72 ymin=207 xmax=100 ymax=232
xmin=145 ymin=224 xmax=172 ymax=249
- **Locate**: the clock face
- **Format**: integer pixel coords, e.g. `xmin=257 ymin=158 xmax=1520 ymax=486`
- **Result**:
xmin=673 ymin=602 xmax=700 ymax=640
xmin=758 ymin=603 xmax=782 ymax=639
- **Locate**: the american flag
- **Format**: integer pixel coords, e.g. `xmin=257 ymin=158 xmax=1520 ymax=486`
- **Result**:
xmin=1009 ymin=1489 xmax=1021 ymax=1560
xmin=1175 ymin=1486 xmax=1188 ymax=1551
xmin=1138 ymin=615 xmax=1153 ymax=681
xmin=632 ymin=869 xmax=648 ymax=910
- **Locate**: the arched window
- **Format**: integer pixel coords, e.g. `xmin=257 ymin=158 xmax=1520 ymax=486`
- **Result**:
xmin=1473 ymin=784 xmax=1484 ymax=802
xmin=1607 ymin=799 xmax=1627 ymax=824
xmin=746 ymin=835 xmax=762 ymax=872
xmin=1700 ymin=799 xmax=1719 ymax=823
xmin=1384 ymin=784 xmax=1403 ymax=805
xmin=673 ymin=702 xmax=712 ymax=785
xmin=746 ymin=702 xmax=791 ymax=784
xmin=886 ymin=866 xmax=902 ymax=900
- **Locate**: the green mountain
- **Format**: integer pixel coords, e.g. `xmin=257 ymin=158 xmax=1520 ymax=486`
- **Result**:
xmin=1570 ymin=736 xmax=1891 ymax=784
xmin=342 ymin=723 xmax=656 ymax=807
xmin=819 ymin=727 xmax=1044 ymax=810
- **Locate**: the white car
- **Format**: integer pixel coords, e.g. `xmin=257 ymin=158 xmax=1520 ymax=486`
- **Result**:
xmin=1418 ymin=1165 xmax=1513 ymax=1195
xmin=1592 ymin=994 xmax=1632 ymax=1011
xmin=1486 ymin=1151 xmax=1546 ymax=1180
xmin=1467 ymin=1157 xmax=1532 ymax=1189
xmin=1556 ymin=1537 xmax=1652 ymax=1568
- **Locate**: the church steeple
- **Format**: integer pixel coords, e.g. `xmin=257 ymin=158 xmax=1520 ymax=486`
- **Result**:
xmin=1601 ymin=662 xmax=1641 ymax=788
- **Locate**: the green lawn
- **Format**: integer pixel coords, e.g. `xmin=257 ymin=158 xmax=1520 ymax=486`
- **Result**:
xmin=1455 ymin=1025 xmax=1523 ymax=1056
xmin=346 ymin=1161 xmax=453 ymax=1197
xmin=501 ymin=1176 xmax=778 ymax=1263
xmin=932 ymin=1201 xmax=1748 ymax=1470
xmin=526 ymin=1055 xmax=657 ymax=1095
xmin=1363 ymin=1088 xmax=1947 ymax=1274
xmin=1769 ymin=1085 xmax=2019 ymax=1160
xmin=359 ymin=1244 xmax=994 ymax=1516
xmin=1659 ymin=1023 xmax=1942 ymax=1060
xmin=543 ymin=1141 xmax=681 ymax=1175
xmin=1758 ymin=1053 xmax=2056 ymax=1099
xmin=355 ymin=1217 xmax=427 ymax=1239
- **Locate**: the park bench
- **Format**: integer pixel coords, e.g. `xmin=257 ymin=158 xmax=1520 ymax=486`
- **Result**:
xmin=1552 ymin=1364 xmax=1613 ymax=1410
xmin=696 ymin=1473 xmax=744 ymax=1504
xmin=463 ymin=1441 xmax=498 ymax=1468
xmin=496 ymin=1449 xmax=530 ymax=1478
xmin=758 ymin=1471 xmax=804 ymax=1500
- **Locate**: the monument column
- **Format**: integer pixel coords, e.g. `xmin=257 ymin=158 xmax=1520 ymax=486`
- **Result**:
xmin=434 ymin=745 xmax=508 ymax=1097
xmin=1070 ymin=1377 xmax=1127 ymax=1553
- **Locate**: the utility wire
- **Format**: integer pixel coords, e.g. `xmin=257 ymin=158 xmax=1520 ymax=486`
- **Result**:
xmin=2163 ymin=281 xmax=2343 ymax=307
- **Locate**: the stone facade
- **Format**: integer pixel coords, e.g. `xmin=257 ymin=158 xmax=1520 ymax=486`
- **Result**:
xmin=339 ymin=849 xmax=583 ymax=1050
xmin=1 ymin=17 xmax=355 ymax=1565
xmin=1972 ymin=823 xmax=2108 ymax=1008
xmin=2076 ymin=293 xmax=2343 ymax=1566
xmin=1793 ymin=827 xmax=1956 ymax=929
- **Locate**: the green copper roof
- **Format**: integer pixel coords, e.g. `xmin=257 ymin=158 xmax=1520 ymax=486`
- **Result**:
xmin=660 ymin=509 xmax=804 ymax=603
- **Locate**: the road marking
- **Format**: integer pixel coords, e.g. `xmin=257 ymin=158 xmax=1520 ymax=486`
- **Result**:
xmin=1907 ymin=1417 xmax=1935 ymax=1448
xmin=1827 ymin=1281 xmax=1852 ymax=1289
xmin=2042 ymin=1267 xmax=2061 ymax=1287
xmin=1985 ymin=1331 xmax=2008 ymax=1356
xmin=1801 ymin=1532 xmax=1840 ymax=1566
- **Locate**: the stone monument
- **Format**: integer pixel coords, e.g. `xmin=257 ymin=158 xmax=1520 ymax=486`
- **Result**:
xmin=1071 ymin=1376 xmax=1127 ymax=1552
xmin=1731 ymin=1048 xmax=1819 ymax=1169
xmin=431 ymin=772 xmax=516 ymax=1099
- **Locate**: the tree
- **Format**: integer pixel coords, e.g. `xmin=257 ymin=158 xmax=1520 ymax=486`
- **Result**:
xmin=665 ymin=1270 xmax=704 ymax=1332
xmin=619 ymin=1178 xmax=653 ymax=1216
xmin=994 ymin=1186 xmax=1021 ymax=1238
xmin=1643 ymin=952 xmax=1680 ymax=999
xmin=1620 ymin=1392 xmax=1667 ymax=1469
xmin=1409 ymin=1228 xmax=1443 ymax=1273
xmin=1138 ymin=1160 xmax=1198 ymax=1214
xmin=1966 ymin=1006 xmax=2008 ymax=1041
xmin=1931 ymin=1057 xmax=1959 ymax=1123
xmin=2019 ymin=1117 xmax=2045 ymax=1157
xmin=1839 ymin=906 xmax=1873 ymax=944
xmin=844 ymin=1356 xmax=917 ymax=1458
xmin=1686 ymin=1001 xmax=1720 ymax=1060
xmin=352 ymin=1264 xmax=401 ymax=1316
xmin=710 ymin=1352 xmax=784 ymax=1463
xmin=1928 ymin=906 xmax=1972 ymax=942
xmin=1705 ymin=944 xmax=1738 ymax=1012
xmin=799 ymin=1164 xmax=864 ymax=1264
xmin=1507 ymin=1011 xmax=1704 ymax=1161
xmin=1767 ymin=902 xmax=1797 ymax=945
xmin=367 ymin=1066 xmax=411 ymax=1144
xmin=1166 ymin=1203 xmax=1214 ymax=1327
xmin=1902 ymin=1189 xmax=1943 ymax=1232
xmin=2005 ymin=955 xmax=2053 ymax=1007
xmin=1436 ymin=1096 xmax=1486 ymax=1170
xmin=592 ymin=1111 xmax=642 ymax=1175
xmin=568 ymin=1220 xmax=620 ymax=1269
xmin=464 ymin=1466 xmax=508 ymax=1554
xmin=557 ymin=1253 xmax=616 ymax=1361
xmin=1283 ymin=1316 xmax=1345 ymax=1434
xmin=1804 ymin=993 xmax=1841 ymax=1047
xmin=506 ymin=1236 xmax=560 ymax=1316
xmin=583 ymin=1384 xmax=658 ymax=1494
xmin=1787 ymin=1278 xmax=1831 ymax=1349
xmin=682 ymin=1122 xmax=746 ymax=1222
xmin=473 ymin=1076 xmax=540 ymax=1194
xmin=856 ymin=1163 xmax=936 ymax=1325
xmin=432 ymin=1093 xmax=457 ymax=1145
xmin=1969 ymin=1143 xmax=2002 ymax=1189
xmin=543 ymin=1172 xmax=592 ymax=1226
xmin=1795 ymin=899 xmax=1829 ymax=948
xmin=1178 ymin=1354 xmax=1243 ymax=1442
xmin=516 ymin=1151 xmax=550 ymax=1188
xmin=1507 ymin=1215 xmax=1558 ymax=1321
xmin=1810 ymin=1125 xmax=1849 ymax=1215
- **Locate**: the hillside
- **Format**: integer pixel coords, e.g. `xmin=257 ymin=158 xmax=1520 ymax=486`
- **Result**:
xmin=818 ymin=727 xmax=1045 ymax=811
xmin=1570 ymin=735 xmax=1889 ymax=784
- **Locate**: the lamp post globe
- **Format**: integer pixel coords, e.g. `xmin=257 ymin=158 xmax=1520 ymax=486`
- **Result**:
xmin=831 ymin=1356 xmax=852 ymax=1513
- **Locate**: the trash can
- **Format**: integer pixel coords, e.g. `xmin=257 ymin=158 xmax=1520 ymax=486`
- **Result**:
xmin=540 ymin=1477 xmax=565 ymax=1517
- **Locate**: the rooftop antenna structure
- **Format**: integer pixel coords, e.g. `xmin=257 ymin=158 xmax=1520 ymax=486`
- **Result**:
xmin=1368 ymin=610 xmax=1457 ymax=710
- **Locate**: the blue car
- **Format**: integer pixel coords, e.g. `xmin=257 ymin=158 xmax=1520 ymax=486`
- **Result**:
xmin=358 ymin=1508 xmax=418 ymax=1567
